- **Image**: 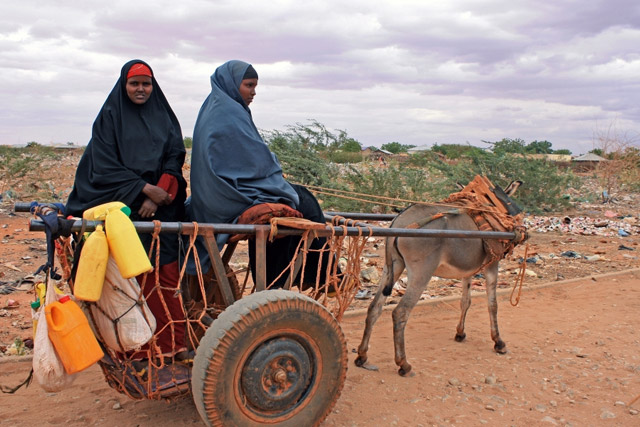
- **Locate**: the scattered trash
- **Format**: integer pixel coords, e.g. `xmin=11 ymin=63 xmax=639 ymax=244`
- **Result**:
xmin=5 ymin=337 xmax=26 ymax=356
xmin=355 ymin=289 xmax=371 ymax=300
xmin=0 ymin=282 xmax=18 ymax=295
xmin=561 ymin=251 xmax=581 ymax=258
xmin=524 ymin=216 xmax=635 ymax=237
xmin=2 ymin=263 xmax=22 ymax=272
xmin=604 ymin=211 xmax=618 ymax=218
xmin=4 ymin=299 xmax=20 ymax=309
xmin=618 ymin=245 xmax=635 ymax=251
xmin=618 ymin=229 xmax=630 ymax=237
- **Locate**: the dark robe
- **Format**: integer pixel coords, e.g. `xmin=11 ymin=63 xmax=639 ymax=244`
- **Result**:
xmin=187 ymin=60 xmax=329 ymax=285
xmin=188 ymin=60 xmax=299 ymax=239
xmin=66 ymin=59 xmax=187 ymax=265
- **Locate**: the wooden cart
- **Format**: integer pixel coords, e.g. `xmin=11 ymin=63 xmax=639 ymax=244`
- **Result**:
xmin=15 ymin=203 xmax=518 ymax=426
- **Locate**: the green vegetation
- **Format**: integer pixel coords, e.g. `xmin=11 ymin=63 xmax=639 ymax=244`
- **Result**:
xmin=8 ymin=124 xmax=632 ymax=216
xmin=432 ymin=143 xmax=485 ymax=159
xmin=380 ymin=141 xmax=415 ymax=154
xmin=483 ymin=138 xmax=572 ymax=155
xmin=0 ymin=143 xmax=69 ymax=201
xmin=263 ymin=124 xmax=584 ymax=214
xmin=426 ymin=150 xmax=579 ymax=213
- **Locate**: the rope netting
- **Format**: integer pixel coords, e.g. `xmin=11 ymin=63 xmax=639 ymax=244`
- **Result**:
xmin=51 ymin=215 xmax=372 ymax=400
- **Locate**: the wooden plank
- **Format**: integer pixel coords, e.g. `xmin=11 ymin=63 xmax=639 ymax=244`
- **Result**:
xmin=254 ymin=227 xmax=268 ymax=291
xmin=202 ymin=229 xmax=236 ymax=306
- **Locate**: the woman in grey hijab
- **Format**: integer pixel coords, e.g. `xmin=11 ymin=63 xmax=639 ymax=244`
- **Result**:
xmin=188 ymin=60 xmax=329 ymax=287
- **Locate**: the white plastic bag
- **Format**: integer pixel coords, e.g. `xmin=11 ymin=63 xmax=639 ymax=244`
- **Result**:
xmin=32 ymin=281 xmax=76 ymax=392
xmin=88 ymin=256 xmax=156 ymax=352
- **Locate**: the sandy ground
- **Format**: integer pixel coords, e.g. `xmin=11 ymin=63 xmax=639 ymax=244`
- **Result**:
xmin=1 ymin=268 xmax=639 ymax=426
xmin=0 ymin=155 xmax=639 ymax=426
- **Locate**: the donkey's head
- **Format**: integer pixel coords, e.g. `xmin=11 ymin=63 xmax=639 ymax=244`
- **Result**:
xmin=493 ymin=180 xmax=523 ymax=215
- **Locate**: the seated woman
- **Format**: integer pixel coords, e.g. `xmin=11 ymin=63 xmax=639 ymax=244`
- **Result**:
xmin=66 ymin=59 xmax=189 ymax=362
xmin=188 ymin=60 xmax=330 ymax=289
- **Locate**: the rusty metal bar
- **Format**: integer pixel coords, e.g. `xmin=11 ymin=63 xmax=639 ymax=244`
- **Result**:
xmin=24 ymin=218 xmax=518 ymax=240
xmin=14 ymin=203 xmax=516 ymax=240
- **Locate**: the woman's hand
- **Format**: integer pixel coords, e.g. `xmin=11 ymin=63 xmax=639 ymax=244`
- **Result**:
xmin=142 ymin=183 xmax=172 ymax=206
xmin=138 ymin=198 xmax=159 ymax=218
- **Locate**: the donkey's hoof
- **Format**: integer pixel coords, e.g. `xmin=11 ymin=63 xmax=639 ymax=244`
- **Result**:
xmin=398 ymin=364 xmax=413 ymax=377
xmin=494 ymin=341 xmax=507 ymax=354
xmin=454 ymin=332 xmax=466 ymax=342
xmin=354 ymin=356 xmax=367 ymax=367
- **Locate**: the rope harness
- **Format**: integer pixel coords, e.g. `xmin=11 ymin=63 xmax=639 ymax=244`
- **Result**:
xmin=403 ymin=176 xmax=529 ymax=286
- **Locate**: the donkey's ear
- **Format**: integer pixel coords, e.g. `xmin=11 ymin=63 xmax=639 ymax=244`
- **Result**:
xmin=504 ymin=180 xmax=523 ymax=196
xmin=456 ymin=182 xmax=465 ymax=190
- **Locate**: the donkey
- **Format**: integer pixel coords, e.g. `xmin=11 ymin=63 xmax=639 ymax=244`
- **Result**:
xmin=355 ymin=180 xmax=523 ymax=376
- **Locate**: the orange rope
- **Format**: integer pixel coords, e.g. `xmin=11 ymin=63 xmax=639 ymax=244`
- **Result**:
xmin=510 ymin=243 xmax=529 ymax=306
xmin=299 ymin=182 xmax=517 ymax=215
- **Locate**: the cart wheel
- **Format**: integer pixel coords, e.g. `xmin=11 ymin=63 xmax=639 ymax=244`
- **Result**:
xmin=192 ymin=290 xmax=347 ymax=427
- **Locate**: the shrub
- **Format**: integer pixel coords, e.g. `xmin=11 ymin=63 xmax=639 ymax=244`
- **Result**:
xmin=426 ymin=151 xmax=579 ymax=213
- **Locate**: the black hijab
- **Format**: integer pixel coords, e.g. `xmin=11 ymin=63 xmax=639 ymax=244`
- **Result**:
xmin=66 ymin=59 xmax=186 ymax=220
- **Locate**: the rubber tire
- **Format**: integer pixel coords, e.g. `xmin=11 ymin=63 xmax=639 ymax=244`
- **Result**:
xmin=192 ymin=289 xmax=347 ymax=427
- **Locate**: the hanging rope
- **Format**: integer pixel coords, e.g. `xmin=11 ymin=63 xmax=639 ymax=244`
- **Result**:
xmin=297 ymin=182 xmax=520 ymax=215
xmin=510 ymin=243 xmax=529 ymax=306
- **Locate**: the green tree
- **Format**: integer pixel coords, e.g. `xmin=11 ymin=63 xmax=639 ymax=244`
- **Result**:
xmin=553 ymin=149 xmax=572 ymax=155
xmin=183 ymin=136 xmax=193 ymax=148
xmin=432 ymin=143 xmax=485 ymax=159
xmin=338 ymin=135 xmax=362 ymax=152
xmin=263 ymin=130 xmax=331 ymax=186
xmin=525 ymin=140 xmax=553 ymax=154
xmin=483 ymin=138 xmax=527 ymax=155
xmin=381 ymin=142 xmax=415 ymax=154
xmin=427 ymin=150 xmax=578 ymax=213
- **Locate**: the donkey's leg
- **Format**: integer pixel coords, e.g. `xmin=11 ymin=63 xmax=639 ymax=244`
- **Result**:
xmin=485 ymin=262 xmax=506 ymax=353
xmin=391 ymin=264 xmax=435 ymax=377
xmin=355 ymin=259 xmax=404 ymax=368
xmin=454 ymin=276 xmax=472 ymax=342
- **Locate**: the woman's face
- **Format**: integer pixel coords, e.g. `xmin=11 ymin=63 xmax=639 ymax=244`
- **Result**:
xmin=239 ymin=78 xmax=258 ymax=106
xmin=126 ymin=76 xmax=153 ymax=104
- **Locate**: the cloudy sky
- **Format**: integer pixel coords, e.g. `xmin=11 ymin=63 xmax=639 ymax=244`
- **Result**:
xmin=2 ymin=0 xmax=640 ymax=154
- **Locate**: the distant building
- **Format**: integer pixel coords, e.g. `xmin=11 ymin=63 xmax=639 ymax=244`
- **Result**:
xmin=407 ymin=144 xmax=431 ymax=154
xmin=571 ymin=152 xmax=607 ymax=171
xmin=528 ymin=153 xmax=572 ymax=162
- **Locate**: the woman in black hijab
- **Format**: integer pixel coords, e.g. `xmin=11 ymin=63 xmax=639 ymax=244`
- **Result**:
xmin=66 ymin=59 xmax=188 ymax=360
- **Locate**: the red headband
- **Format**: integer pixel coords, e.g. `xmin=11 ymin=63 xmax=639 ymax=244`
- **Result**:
xmin=127 ymin=63 xmax=152 ymax=79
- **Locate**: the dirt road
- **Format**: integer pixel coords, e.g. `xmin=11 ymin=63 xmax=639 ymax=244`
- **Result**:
xmin=2 ymin=269 xmax=639 ymax=426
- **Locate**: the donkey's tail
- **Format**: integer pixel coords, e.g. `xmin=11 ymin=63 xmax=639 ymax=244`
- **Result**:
xmin=382 ymin=236 xmax=400 ymax=296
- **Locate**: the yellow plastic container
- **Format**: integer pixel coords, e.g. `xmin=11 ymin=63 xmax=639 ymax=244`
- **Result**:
xmin=73 ymin=225 xmax=109 ymax=301
xmin=45 ymin=295 xmax=104 ymax=374
xmin=35 ymin=282 xmax=63 ymax=305
xmin=105 ymin=208 xmax=152 ymax=278
xmin=83 ymin=201 xmax=127 ymax=221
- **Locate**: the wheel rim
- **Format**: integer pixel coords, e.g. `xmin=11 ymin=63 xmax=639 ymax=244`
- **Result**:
xmin=234 ymin=329 xmax=322 ymax=423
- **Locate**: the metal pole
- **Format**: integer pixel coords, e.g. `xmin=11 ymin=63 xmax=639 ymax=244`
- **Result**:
xmin=24 ymin=218 xmax=518 ymax=240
